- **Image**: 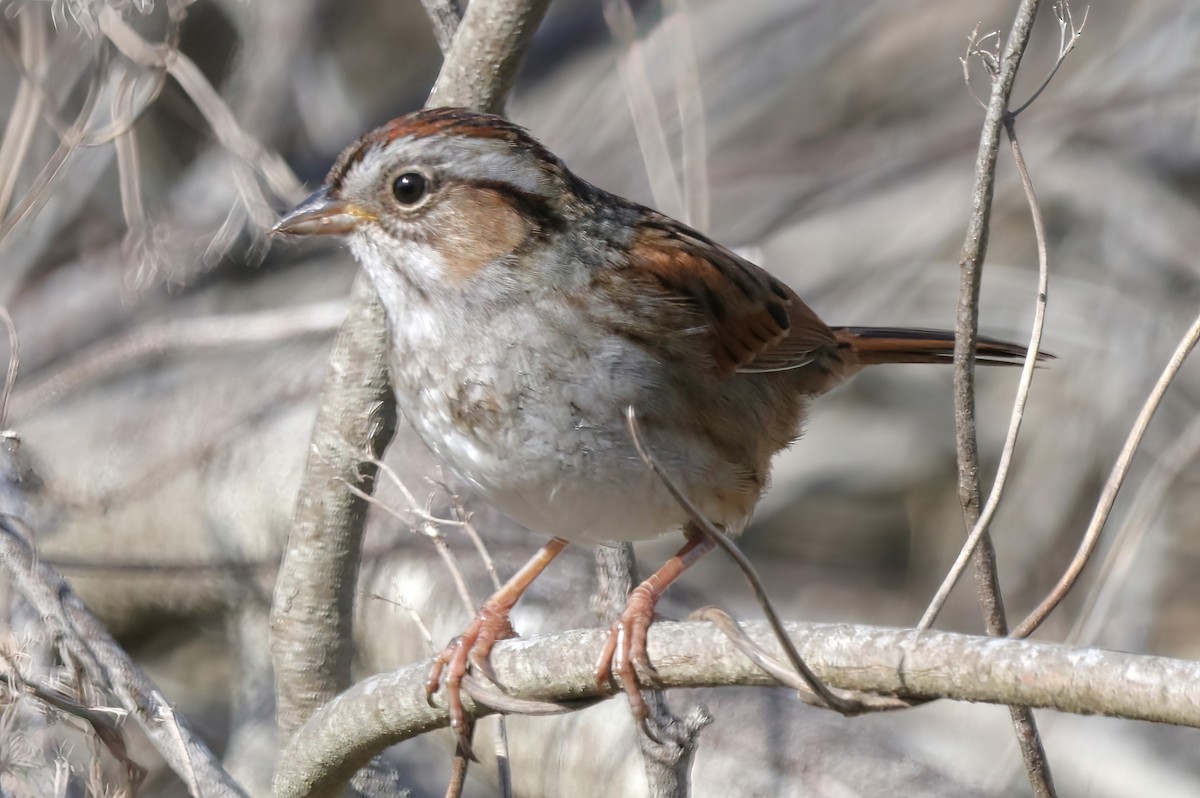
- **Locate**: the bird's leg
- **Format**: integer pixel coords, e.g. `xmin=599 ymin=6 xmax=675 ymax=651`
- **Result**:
xmin=594 ymin=522 xmax=716 ymax=721
xmin=428 ymin=536 xmax=569 ymax=753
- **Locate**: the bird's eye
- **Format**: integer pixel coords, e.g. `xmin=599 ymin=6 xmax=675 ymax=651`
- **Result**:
xmin=392 ymin=172 xmax=428 ymax=206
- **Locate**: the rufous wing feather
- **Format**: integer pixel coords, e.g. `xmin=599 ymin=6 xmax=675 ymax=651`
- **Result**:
xmin=628 ymin=217 xmax=838 ymax=376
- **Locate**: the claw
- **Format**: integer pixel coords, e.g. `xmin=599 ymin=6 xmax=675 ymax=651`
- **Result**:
xmin=428 ymin=610 xmax=516 ymax=750
xmin=453 ymin=718 xmax=478 ymax=762
xmin=469 ymin=646 xmax=500 ymax=686
xmin=593 ymin=527 xmax=717 ymax=732
xmin=593 ymin=583 xmax=660 ymax=721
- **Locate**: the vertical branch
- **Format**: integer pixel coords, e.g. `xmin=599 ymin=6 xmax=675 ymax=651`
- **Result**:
xmin=918 ymin=117 xmax=1051 ymax=631
xmin=269 ymin=0 xmax=553 ymax=756
xmin=269 ymin=279 xmax=397 ymax=745
xmin=593 ymin=545 xmax=711 ymax=797
xmin=950 ymin=2 xmax=1055 ymax=796
xmin=420 ymin=0 xmax=462 ymax=55
xmin=954 ymin=3 xmax=1038 ymax=603
xmin=427 ymin=0 xmax=552 ymax=114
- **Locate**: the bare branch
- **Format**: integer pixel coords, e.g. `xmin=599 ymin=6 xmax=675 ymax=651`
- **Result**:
xmin=693 ymin=608 xmax=912 ymax=712
xmin=952 ymin=0 xmax=1040 ymax=630
xmin=269 ymin=277 xmax=397 ymax=746
xmin=948 ymin=1 xmax=1054 ymax=794
xmin=0 ymin=4 xmax=46 ymax=220
xmin=920 ymin=117 xmax=1051 ymax=630
xmin=426 ymin=0 xmax=554 ymax=114
xmin=0 ymin=517 xmax=249 ymax=798
xmin=1011 ymin=1 xmax=1089 ymax=117
xmin=276 ymin=620 xmax=1200 ymax=798
xmin=420 ymin=0 xmax=463 ymax=55
xmin=1069 ymin=413 xmax=1200 ymax=646
xmin=626 ymin=407 xmax=855 ymax=714
xmin=1013 ymin=308 xmax=1200 ymax=638
xmin=960 ymin=24 xmax=1000 ymax=110
xmin=95 ymin=5 xmax=304 ymax=205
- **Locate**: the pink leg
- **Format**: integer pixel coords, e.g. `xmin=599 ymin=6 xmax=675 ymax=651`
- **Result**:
xmin=428 ymin=537 xmax=569 ymax=749
xmin=594 ymin=524 xmax=716 ymax=720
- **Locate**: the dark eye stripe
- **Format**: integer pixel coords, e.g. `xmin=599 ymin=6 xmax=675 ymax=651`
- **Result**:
xmin=470 ymin=179 xmax=564 ymax=234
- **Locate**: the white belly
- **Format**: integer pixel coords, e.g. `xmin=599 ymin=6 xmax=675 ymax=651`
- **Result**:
xmin=399 ymin=344 xmax=711 ymax=543
xmin=362 ymin=242 xmax=757 ymax=543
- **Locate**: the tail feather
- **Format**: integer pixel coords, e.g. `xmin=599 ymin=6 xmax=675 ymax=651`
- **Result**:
xmin=832 ymin=326 xmax=1050 ymax=367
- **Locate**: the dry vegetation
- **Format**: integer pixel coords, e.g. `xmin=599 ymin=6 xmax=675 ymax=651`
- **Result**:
xmin=4 ymin=1 xmax=1200 ymax=796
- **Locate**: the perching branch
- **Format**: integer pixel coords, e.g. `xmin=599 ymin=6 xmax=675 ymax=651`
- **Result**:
xmin=276 ymin=620 xmax=1200 ymax=798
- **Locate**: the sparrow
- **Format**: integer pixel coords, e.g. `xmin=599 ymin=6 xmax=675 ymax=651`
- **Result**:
xmin=273 ymin=106 xmax=1035 ymax=742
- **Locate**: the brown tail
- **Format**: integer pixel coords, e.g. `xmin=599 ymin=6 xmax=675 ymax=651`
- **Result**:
xmin=831 ymin=327 xmax=1050 ymax=366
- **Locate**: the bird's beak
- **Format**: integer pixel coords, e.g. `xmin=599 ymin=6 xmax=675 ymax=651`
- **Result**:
xmin=270 ymin=186 xmax=377 ymax=237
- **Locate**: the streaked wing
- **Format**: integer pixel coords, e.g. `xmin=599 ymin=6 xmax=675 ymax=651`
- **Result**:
xmin=625 ymin=215 xmax=837 ymax=376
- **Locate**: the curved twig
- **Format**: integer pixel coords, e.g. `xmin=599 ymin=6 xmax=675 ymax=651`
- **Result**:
xmin=919 ymin=115 xmax=1050 ymax=630
xmin=625 ymin=408 xmax=859 ymax=715
xmin=1012 ymin=309 xmax=1200 ymax=638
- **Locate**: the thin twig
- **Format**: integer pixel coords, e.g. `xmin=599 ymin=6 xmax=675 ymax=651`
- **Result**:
xmin=364 ymin=592 xmax=438 ymax=654
xmin=0 ymin=41 xmax=107 ymax=251
xmin=950 ymin=2 xmax=1054 ymax=794
xmin=692 ymin=607 xmax=913 ymax=712
xmin=1011 ymin=1 xmax=1089 ymax=117
xmin=0 ymin=3 xmax=46 ymax=220
xmin=338 ymin=478 xmax=477 ymax=613
xmin=625 ymin=408 xmax=859 ymax=715
xmin=1068 ymin=413 xmax=1200 ymax=646
xmin=960 ymin=24 xmax=999 ymax=111
xmin=919 ymin=115 xmax=1050 ymax=630
xmin=452 ymin=498 xmax=503 ymax=590
xmin=952 ymin=0 xmax=1041 ymax=632
xmin=371 ymin=459 xmax=467 ymax=528
xmin=0 ymin=668 xmax=147 ymax=788
xmin=96 ymin=6 xmax=303 ymax=204
xmin=0 ymin=18 xmax=170 ymax=149
xmin=602 ymin=0 xmax=688 ymax=222
xmin=920 ymin=10 xmax=1090 ymax=634
xmin=1012 ymin=309 xmax=1200 ymax=638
